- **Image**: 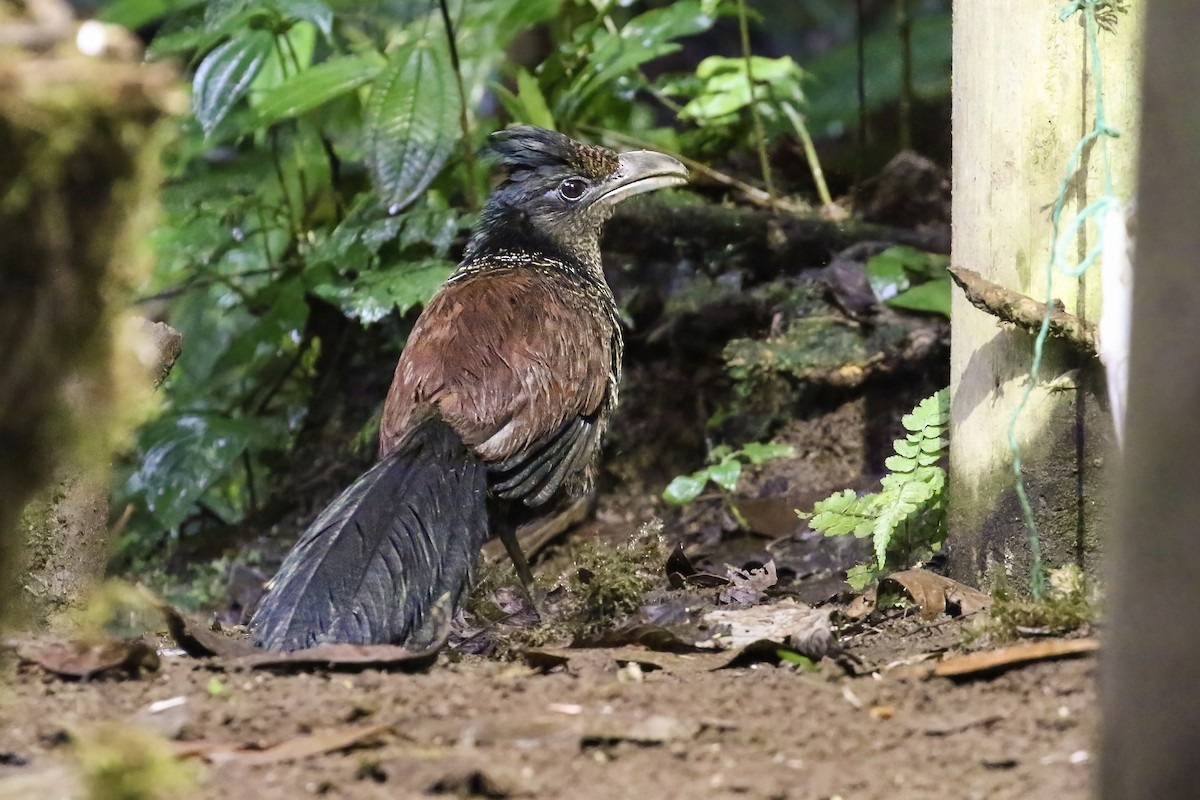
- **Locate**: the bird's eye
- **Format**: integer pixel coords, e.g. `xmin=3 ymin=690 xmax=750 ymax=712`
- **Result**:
xmin=558 ymin=178 xmax=588 ymax=202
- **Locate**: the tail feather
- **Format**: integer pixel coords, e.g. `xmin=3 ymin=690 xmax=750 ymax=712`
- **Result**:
xmin=251 ymin=417 xmax=488 ymax=651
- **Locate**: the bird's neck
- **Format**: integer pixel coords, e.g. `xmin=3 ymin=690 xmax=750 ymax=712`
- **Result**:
xmin=463 ymin=203 xmax=605 ymax=280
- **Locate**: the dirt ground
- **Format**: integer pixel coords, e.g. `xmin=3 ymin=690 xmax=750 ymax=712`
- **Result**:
xmin=0 ymin=609 xmax=1097 ymax=800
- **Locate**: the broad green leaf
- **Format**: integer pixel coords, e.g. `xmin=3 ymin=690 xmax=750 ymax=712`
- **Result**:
xmin=663 ymin=473 xmax=707 ymax=505
xmin=707 ymin=459 xmax=743 ymax=492
xmin=561 ymin=1 xmax=714 ymax=119
xmin=311 ymin=259 xmax=454 ymax=325
xmin=124 ymin=414 xmax=263 ymax=529
xmin=193 ymin=30 xmax=276 ymax=136
xmin=280 ymin=0 xmax=335 ymax=40
xmin=917 ymin=452 xmax=942 ymax=467
xmin=866 ymin=249 xmax=912 ymax=302
xmin=892 ymin=439 xmax=920 ymax=459
xmin=887 ymin=277 xmax=952 ymax=317
xmin=250 ymin=23 xmax=317 ymax=98
xmin=741 ymin=442 xmax=796 ymax=464
xmin=884 ymin=454 xmax=915 ymax=473
xmin=364 ymin=40 xmax=460 ymax=213
xmin=256 ymin=54 xmax=383 ymax=126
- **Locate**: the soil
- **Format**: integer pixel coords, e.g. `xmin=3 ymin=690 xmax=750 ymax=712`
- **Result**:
xmin=0 ymin=157 xmax=1097 ymax=799
xmin=0 ymin=615 xmax=1097 ymax=800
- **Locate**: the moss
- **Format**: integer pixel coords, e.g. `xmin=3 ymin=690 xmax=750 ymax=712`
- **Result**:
xmin=979 ymin=565 xmax=1097 ymax=641
xmin=473 ymin=521 xmax=668 ymax=657
xmin=73 ymin=722 xmax=198 ymax=800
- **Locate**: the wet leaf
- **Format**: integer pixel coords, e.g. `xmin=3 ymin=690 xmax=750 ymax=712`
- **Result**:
xmin=193 ymin=30 xmax=276 ymax=136
xmin=706 ymin=458 xmax=742 ymax=492
xmin=123 ymin=414 xmax=263 ymax=530
xmin=889 ymin=277 xmax=952 ymax=317
xmin=311 ymin=259 xmax=454 ymax=325
xmin=364 ymin=39 xmax=460 ymax=212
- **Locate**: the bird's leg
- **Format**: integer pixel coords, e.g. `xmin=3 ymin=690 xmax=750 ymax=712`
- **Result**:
xmin=494 ymin=517 xmax=539 ymax=612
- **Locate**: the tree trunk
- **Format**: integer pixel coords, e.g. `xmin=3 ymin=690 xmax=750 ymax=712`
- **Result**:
xmin=947 ymin=0 xmax=1142 ymax=588
xmin=0 ymin=25 xmax=178 ymax=624
xmin=1100 ymin=2 xmax=1200 ymax=794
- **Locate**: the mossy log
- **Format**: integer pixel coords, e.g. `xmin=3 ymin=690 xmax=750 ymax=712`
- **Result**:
xmin=0 ymin=33 xmax=179 ymax=624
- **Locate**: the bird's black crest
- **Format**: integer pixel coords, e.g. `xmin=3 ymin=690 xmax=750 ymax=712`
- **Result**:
xmin=488 ymin=125 xmax=619 ymax=183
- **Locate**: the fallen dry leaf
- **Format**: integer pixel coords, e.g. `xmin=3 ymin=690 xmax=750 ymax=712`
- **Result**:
xmin=159 ymin=604 xmax=257 ymax=659
xmin=238 ymin=642 xmax=440 ymax=672
xmin=13 ymin=637 xmax=158 ymax=679
xmin=933 ymin=638 xmax=1098 ymax=678
xmin=719 ymin=560 xmax=778 ymax=604
xmin=583 ymin=714 xmax=701 ymax=746
xmin=879 ymin=569 xmax=992 ymax=619
xmin=173 ymin=723 xmax=389 ymax=765
xmin=524 ymin=646 xmax=729 ymax=675
xmin=703 ymin=599 xmax=835 ymax=659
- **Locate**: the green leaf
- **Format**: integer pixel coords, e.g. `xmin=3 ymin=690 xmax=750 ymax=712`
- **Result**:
xmin=364 ymin=40 xmax=461 ymax=213
xmin=311 ymin=259 xmax=454 ymax=325
xmin=256 ymin=54 xmax=383 ymax=126
xmin=917 ymin=451 xmax=942 ymax=467
xmin=101 ymin=0 xmax=201 ymax=29
xmin=560 ymin=1 xmax=715 ymax=120
xmin=515 ymin=68 xmax=556 ymax=130
xmin=892 ymin=439 xmax=920 ymax=459
xmin=741 ymin=442 xmax=796 ymax=464
xmin=664 ymin=473 xmax=707 ymax=505
xmin=920 ymin=436 xmax=947 ymax=454
xmin=707 ymin=458 xmax=743 ymax=492
xmin=845 ymin=564 xmax=881 ymax=592
xmin=884 ymin=454 xmax=916 ymax=473
xmin=775 ymin=649 xmax=818 ymax=670
xmin=124 ymin=414 xmax=262 ymax=530
xmin=866 ymin=249 xmax=912 ymax=302
xmin=280 ymin=0 xmax=335 ymax=40
xmin=193 ymin=30 xmax=276 ymax=136
xmin=887 ymin=277 xmax=952 ymax=317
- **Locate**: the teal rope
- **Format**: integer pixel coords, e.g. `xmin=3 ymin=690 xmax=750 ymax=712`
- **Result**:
xmin=1007 ymin=0 xmax=1121 ymax=598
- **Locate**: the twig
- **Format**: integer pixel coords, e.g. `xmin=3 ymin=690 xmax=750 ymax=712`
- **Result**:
xmin=437 ymin=0 xmax=478 ymax=210
xmin=583 ymin=126 xmax=809 ymax=215
xmin=948 ymin=266 xmax=1099 ymax=355
xmin=781 ymin=103 xmax=834 ymax=208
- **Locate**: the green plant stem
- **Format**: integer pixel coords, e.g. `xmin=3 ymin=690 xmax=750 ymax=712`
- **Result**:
xmin=436 ymin=0 xmax=478 ymax=210
xmin=736 ymin=0 xmax=774 ymax=200
xmin=781 ymin=103 xmax=833 ymax=207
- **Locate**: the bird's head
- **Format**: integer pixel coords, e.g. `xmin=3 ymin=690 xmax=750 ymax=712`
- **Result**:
xmin=467 ymin=125 xmax=688 ymax=268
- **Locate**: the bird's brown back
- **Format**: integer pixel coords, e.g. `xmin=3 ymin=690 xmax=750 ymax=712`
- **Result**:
xmin=379 ymin=255 xmax=621 ymax=505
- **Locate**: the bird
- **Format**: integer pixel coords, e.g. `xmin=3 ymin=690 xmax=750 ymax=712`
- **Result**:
xmin=251 ymin=125 xmax=688 ymax=651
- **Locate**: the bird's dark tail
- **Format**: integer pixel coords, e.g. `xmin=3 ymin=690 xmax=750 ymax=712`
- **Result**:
xmin=251 ymin=417 xmax=488 ymax=652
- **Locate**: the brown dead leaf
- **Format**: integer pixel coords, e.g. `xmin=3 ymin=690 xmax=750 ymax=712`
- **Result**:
xmin=719 ymin=561 xmax=778 ymax=604
xmin=703 ymin=599 xmax=835 ymax=660
xmin=159 ymin=603 xmax=257 ymax=659
xmin=583 ymin=714 xmax=701 ymax=746
xmin=524 ymin=646 xmax=730 ymax=675
xmin=237 ymin=643 xmax=440 ymax=672
xmin=13 ymin=637 xmax=158 ymax=679
xmin=933 ymin=638 xmax=1099 ymax=679
xmin=879 ymin=569 xmax=992 ymax=619
xmin=173 ymin=723 xmax=389 ymax=765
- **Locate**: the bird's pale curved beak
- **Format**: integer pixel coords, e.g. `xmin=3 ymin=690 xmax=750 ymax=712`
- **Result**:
xmin=595 ymin=150 xmax=689 ymax=206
